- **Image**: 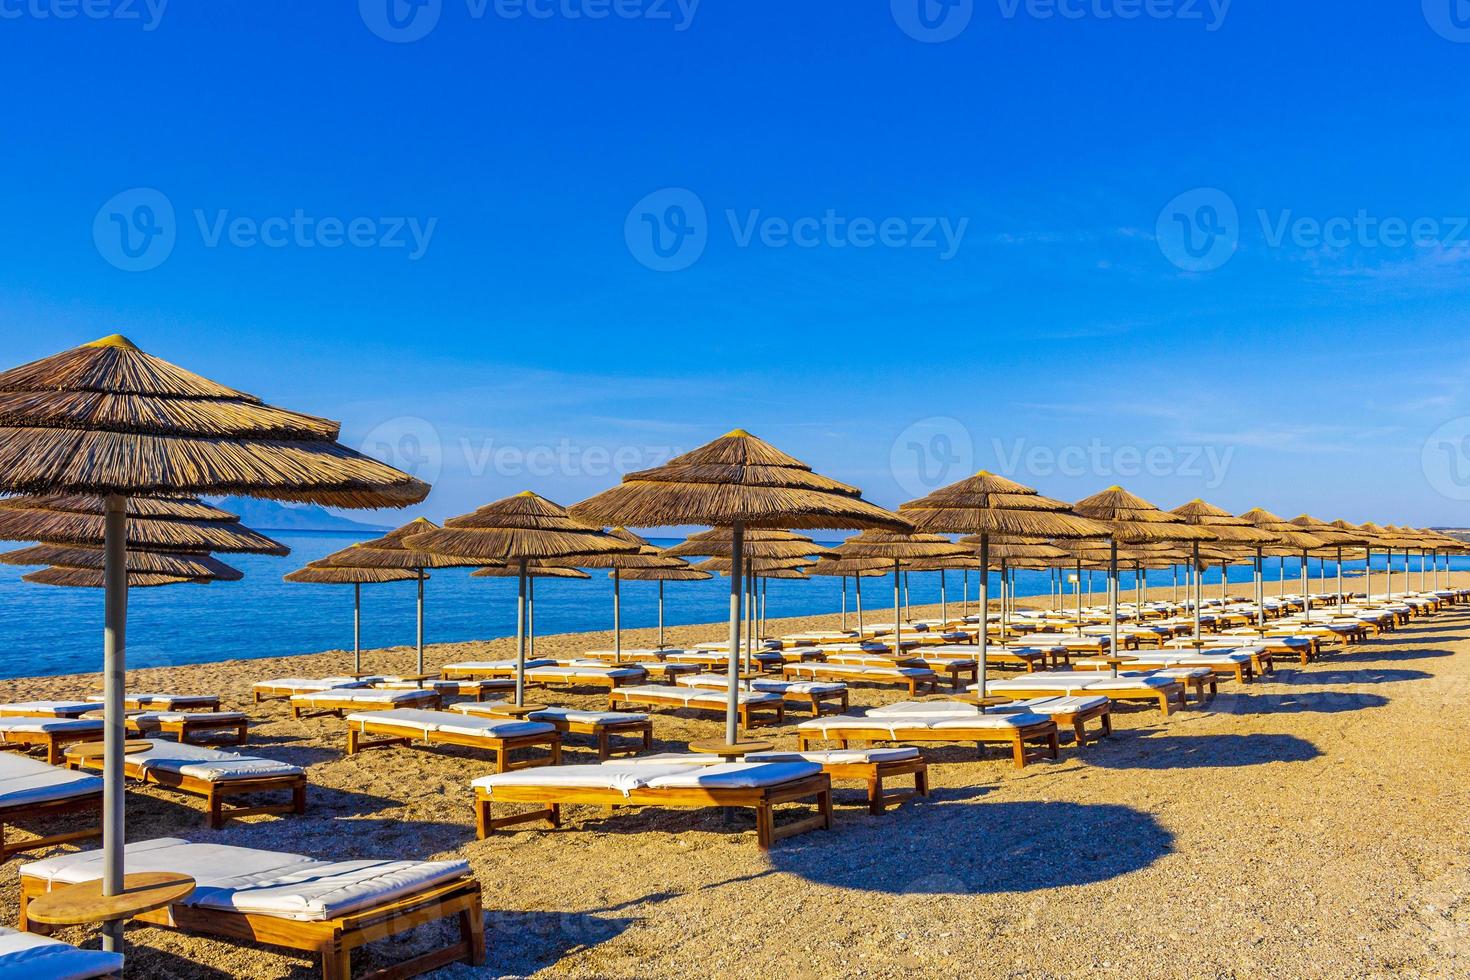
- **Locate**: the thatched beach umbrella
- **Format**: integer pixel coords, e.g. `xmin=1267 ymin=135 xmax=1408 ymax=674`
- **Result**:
xmin=899 ymin=471 xmax=1107 ymax=699
xmin=0 ymin=493 xmax=288 ymax=556
xmin=0 ymin=543 xmax=243 ymax=581
xmin=1287 ymin=515 xmax=1363 ymax=609
xmin=23 ymin=567 xmax=196 ymax=589
xmin=558 ymin=527 xmax=694 ymax=663
xmin=1169 ymin=501 xmax=1276 ymax=641
xmin=472 ymin=562 xmax=591 ymax=659
xmin=317 ymin=518 xmax=483 ymax=673
xmin=284 ymin=560 xmax=422 ymax=671
xmin=406 ymin=492 xmax=636 ymax=705
xmin=1072 ymin=487 xmax=1213 ymax=669
xmin=613 ymin=563 xmax=713 ymax=649
xmin=833 ymin=531 xmax=965 ymax=654
xmin=570 ymin=429 xmax=907 ymax=744
xmin=0 ymin=334 xmax=425 ymax=947
xmin=1238 ymin=508 xmax=1325 ymax=621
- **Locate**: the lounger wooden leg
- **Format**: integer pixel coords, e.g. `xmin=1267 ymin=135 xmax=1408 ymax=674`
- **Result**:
xmin=495 ymin=749 xmax=508 ymax=774
xmin=1073 ymin=719 xmax=1086 ymax=745
xmin=320 ymin=942 xmax=351 ymax=980
xmin=293 ymin=781 xmax=307 ymax=815
xmin=1158 ymin=693 xmax=1172 ymax=716
xmin=755 ymin=803 xmax=774 ymax=849
xmin=1047 ymin=732 xmax=1059 ymax=760
xmin=461 ymin=904 xmax=488 ymax=966
xmin=346 ymin=729 xmax=360 ymax=755
xmin=914 ymin=765 xmax=929 ymax=798
xmin=641 ymin=724 xmax=652 ymax=752
xmin=867 ymin=775 xmax=883 ymax=815
xmin=598 ymin=731 xmax=611 ymax=761
xmin=818 ymin=786 xmax=833 ymax=830
xmin=208 ymin=788 xmax=224 ymax=830
xmin=1011 ymin=736 xmax=1026 ymax=769
xmin=46 ymin=739 xmax=61 ymax=766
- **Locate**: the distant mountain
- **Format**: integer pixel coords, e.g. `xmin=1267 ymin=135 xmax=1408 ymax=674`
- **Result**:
xmin=210 ymin=497 xmax=390 ymax=534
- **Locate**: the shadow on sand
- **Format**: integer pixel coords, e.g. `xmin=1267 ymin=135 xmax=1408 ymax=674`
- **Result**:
xmin=1085 ymin=732 xmax=1320 ymax=770
xmin=772 ymin=800 xmax=1172 ymax=894
xmin=1212 ymin=689 xmax=1390 ymax=715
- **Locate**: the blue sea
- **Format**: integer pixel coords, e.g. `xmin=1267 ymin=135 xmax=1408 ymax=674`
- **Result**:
xmin=0 ymin=532 xmax=1457 ymax=680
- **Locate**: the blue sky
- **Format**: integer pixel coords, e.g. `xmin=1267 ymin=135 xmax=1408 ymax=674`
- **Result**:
xmin=4 ymin=1 xmax=1470 ymax=526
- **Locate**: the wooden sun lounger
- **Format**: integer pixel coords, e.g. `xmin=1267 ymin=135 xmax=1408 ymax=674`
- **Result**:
xmin=676 ymin=675 xmax=851 ymax=716
xmin=18 ymin=837 xmax=484 ymax=980
xmin=782 ymin=663 xmax=940 ymax=696
xmin=88 ymin=693 xmax=223 ymax=712
xmin=67 ymin=739 xmax=306 ymax=830
xmin=608 ymin=685 xmax=786 ymax=730
xmin=344 ymin=709 xmax=561 ymax=773
xmin=454 ymin=703 xmax=653 ymax=760
xmin=1079 ymin=654 xmax=1252 ymax=686
xmin=0 ymin=719 xmax=102 ymax=765
xmin=0 ymin=701 xmax=102 ymax=719
xmin=0 ymin=754 xmax=104 ymax=861
xmin=986 ymin=674 xmax=1186 ymax=715
xmin=289 ymin=689 xmax=441 ymax=719
xmin=125 ymin=711 xmax=250 ymax=745
xmin=797 ymin=713 xmax=1060 ymax=769
xmin=747 ymin=748 xmax=928 ymax=814
xmin=473 ymin=762 xmax=833 ymax=850
xmin=251 ymin=678 xmax=367 ymax=703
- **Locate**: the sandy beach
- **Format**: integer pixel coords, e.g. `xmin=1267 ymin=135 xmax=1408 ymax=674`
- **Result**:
xmin=3 ymin=578 xmax=1469 ymax=979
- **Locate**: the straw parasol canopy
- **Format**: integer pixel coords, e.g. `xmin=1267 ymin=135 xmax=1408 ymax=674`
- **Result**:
xmin=0 ymin=336 xmax=428 ymax=506
xmin=570 ymin=429 xmax=906 ymax=743
xmin=0 ymin=494 xmax=287 ymax=555
xmin=471 ymin=563 xmax=591 ymax=580
xmin=25 ymin=567 xmax=197 ymax=589
xmin=1169 ymin=500 xmax=1275 ymax=635
xmin=0 ymin=334 xmax=429 ymax=943
xmin=551 ymin=527 xmax=699 ymax=662
xmin=315 ymin=518 xmax=484 ymax=672
xmin=900 ymin=472 xmax=1109 ymax=696
xmin=406 ymin=492 xmax=637 ymax=704
xmin=664 ymin=528 xmax=836 ymax=561
xmin=0 ymin=544 xmax=242 ymax=580
xmin=284 ymin=562 xmax=421 ymax=585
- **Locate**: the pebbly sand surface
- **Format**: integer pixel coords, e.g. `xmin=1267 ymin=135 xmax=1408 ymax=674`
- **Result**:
xmin=3 ymin=576 xmax=1470 ymax=979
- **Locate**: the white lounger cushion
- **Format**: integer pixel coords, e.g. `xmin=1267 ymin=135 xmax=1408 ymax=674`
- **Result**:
xmin=98 ymin=693 xmax=217 ymax=709
xmin=292 ymin=689 xmax=435 ymax=706
xmin=528 ymin=707 xmax=649 ymax=725
xmin=526 ymin=666 xmax=644 ymax=679
xmin=616 ymin=685 xmax=781 ymax=706
xmin=868 ymin=701 xmax=977 ymax=718
xmin=131 ymin=711 xmax=247 ymax=725
xmin=0 ymin=754 xmax=103 ymax=807
xmin=0 ymin=701 xmax=103 ymax=717
xmin=0 ymin=926 xmax=122 ymax=980
xmin=750 ymin=680 xmax=845 ymax=695
xmin=20 ymin=838 xmax=468 ymax=922
xmin=796 ymin=712 xmax=1049 ymax=736
xmin=473 ymin=763 xmax=700 ymax=797
xmin=125 ymin=740 xmax=303 ymax=782
xmin=346 ymin=709 xmax=552 ymax=739
xmin=446 ymin=660 xmax=555 ymax=671
xmin=643 ymin=761 xmax=821 ymax=790
xmin=0 ymin=718 xmax=101 ymax=735
xmin=746 ymin=747 xmax=920 ymax=765
xmin=253 ymin=678 xmax=365 ymax=692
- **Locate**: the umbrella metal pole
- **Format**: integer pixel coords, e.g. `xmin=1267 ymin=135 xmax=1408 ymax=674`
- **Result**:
xmin=515 ymin=559 xmax=528 ymax=706
xmin=416 ymin=572 xmax=425 ymax=674
xmin=1254 ymin=550 xmax=1264 ymax=627
xmin=940 ymin=569 xmax=947 ymax=624
xmin=1075 ymin=560 xmax=1083 ymax=636
xmin=761 ymin=577 xmax=768 ymax=638
xmin=1301 ymin=551 xmax=1311 ymax=623
xmin=1364 ymin=548 xmax=1371 ymax=601
xmin=528 ymin=575 xmax=536 ymax=659
xmin=725 ymin=523 xmax=744 ymax=746
xmin=977 ymin=533 xmax=990 ymax=709
xmin=744 ymin=572 xmax=755 ymax=674
xmin=1108 ymin=539 xmax=1119 ymax=673
xmin=353 ymin=582 xmax=361 ymax=673
xmin=841 ymin=576 xmax=848 ymax=632
xmin=101 ymin=494 xmax=127 ymax=954
xmin=855 ymin=574 xmax=864 ymax=633
xmin=658 ymin=580 xmax=665 ymax=649
xmin=613 ymin=568 xmax=622 ymax=665
xmin=1192 ymin=542 xmax=1202 ymax=645
xmin=962 ymin=568 xmax=969 ymax=619
xmin=1219 ymin=563 xmax=1227 ymax=603
xmin=903 ymin=571 xmax=910 ymax=623
xmin=893 ymin=560 xmax=902 ymax=658
xmin=1336 ymin=547 xmax=1344 ymax=608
